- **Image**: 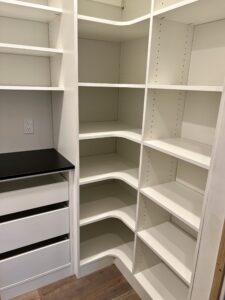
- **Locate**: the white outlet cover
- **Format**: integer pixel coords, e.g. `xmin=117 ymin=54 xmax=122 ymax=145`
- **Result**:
xmin=24 ymin=118 xmax=34 ymax=134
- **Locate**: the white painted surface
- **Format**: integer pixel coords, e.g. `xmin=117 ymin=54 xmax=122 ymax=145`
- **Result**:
xmin=0 ymin=207 xmax=69 ymax=253
xmin=0 ymin=174 xmax=68 ymax=215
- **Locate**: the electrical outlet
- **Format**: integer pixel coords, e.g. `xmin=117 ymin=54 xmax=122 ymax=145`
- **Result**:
xmin=24 ymin=118 xmax=34 ymax=134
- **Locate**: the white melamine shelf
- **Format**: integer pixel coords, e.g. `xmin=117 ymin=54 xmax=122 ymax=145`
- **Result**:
xmin=79 ymin=121 xmax=142 ymax=144
xmin=78 ymin=14 xmax=150 ymax=42
xmin=148 ymin=84 xmax=223 ymax=93
xmin=138 ymin=222 xmax=196 ymax=285
xmin=0 ymin=86 xmax=64 ymax=91
xmin=135 ymin=263 xmax=189 ymax=300
xmin=80 ymin=236 xmax=134 ymax=272
xmin=153 ymin=0 xmax=225 ymax=25
xmin=78 ymin=83 xmax=145 ymax=89
xmin=80 ymin=153 xmax=139 ymax=189
xmin=144 ymin=138 xmax=211 ymax=169
xmin=0 ymin=43 xmax=63 ymax=57
xmin=80 ymin=182 xmax=136 ymax=231
xmin=141 ymin=181 xmax=203 ymax=232
xmin=0 ymin=0 xmax=62 ymax=22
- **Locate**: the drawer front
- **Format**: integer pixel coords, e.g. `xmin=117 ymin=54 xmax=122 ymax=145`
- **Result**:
xmin=0 ymin=176 xmax=69 ymax=216
xmin=0 ymin=240 xmax=70 ymax=289
xmin=0 ymin=207 xmax=69 ymax=253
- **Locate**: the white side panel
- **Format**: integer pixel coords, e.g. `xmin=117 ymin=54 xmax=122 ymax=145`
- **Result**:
xmin=0 ymin=91 xmax=53 ymax=153
xmin=188 ymin=19 xmax=225 ymax=86
xmin=122 ymin=0 xmax=151 ymax=20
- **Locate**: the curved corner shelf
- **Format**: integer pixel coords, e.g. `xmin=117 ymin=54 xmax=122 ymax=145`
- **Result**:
xmin=0 ymin=43 xmax=63 ymax=57
xmin=78 ymin=82 xmax=145 ymax=89
xmin=0 ymin=86 xmax=64 ymax=91
xmin=148 ymin=84 xmax=223 ymax=93
xmin=0 ymin=0 xmax=62 ymax=22
xmin=78 ymin=14 xmax=150 ymax=42
xmin=80 ymin=153 xmax=139 ymax=189
xmin=80 ymin=182 xmax=136 ymax=231
xmin=79 ymin=121 xmax=142 ymax=144
xmin=138 ymin=222 xmax=196 ymax=286
xmin=141 ymin=181 xmax=203 ymax=232
xmin=135 ymin=262 xmax=189 ymax=300
xmin=80 ymin=237 xmax=134 ymax=272
xmin=144 ymin=138 xmax=212 ymax=169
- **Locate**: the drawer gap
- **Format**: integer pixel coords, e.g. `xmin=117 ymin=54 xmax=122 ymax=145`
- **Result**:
xmin=0 ymin=234 xmax=69 ymax=260
xmin=0 ymin=202 xmax=69 ymax=223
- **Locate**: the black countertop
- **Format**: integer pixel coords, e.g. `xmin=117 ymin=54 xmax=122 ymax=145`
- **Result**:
xmin=0 ymin=149 xmax=75 ymax=181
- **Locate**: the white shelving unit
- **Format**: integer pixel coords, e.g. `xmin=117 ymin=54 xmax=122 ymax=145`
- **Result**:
xmin=0 ymin=1 xmax=77 ymax=299
xmin=76 ymin=0 xmax=225 ymax=299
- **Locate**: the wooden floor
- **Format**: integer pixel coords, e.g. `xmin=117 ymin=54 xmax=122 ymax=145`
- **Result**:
xmin=13 ymin=265 xmax=140 ymax=300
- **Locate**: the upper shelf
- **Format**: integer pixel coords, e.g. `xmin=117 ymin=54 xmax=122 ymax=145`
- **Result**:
xmin=78 ymin=14 xmax=150 ymax=42
xmin=79 ymin=121 xmax=142 ymax=144
xmin=0 ymin=0 xmax=62 ymax=22
xmin=80 ymin=153 xmax=139 ymax=189
xmin=144 ymin=138 xmax=212 ymax=170
xmin=154 ymin=0 xmax=225 ymax=25
xmin=148 ymin=84 xmax=224 ymax=93
xmin=0 ymin=149 xmax=74 ymax=181
xmin=0 ymin=43 xmax=63 ymax=57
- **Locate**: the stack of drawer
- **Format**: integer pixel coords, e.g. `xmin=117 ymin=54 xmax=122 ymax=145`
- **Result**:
xmin=0 ymin=174 xmax=71 ymax=291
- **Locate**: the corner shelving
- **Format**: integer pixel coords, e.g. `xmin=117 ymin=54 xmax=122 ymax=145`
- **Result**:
xmin=144 ymin=138 xmax=212 ymax=170
xmin=79 ymin=121 xmax=142 ymax=144
xmin=0 ymin=43 xmax=63 ymax=57
xmin=80 ymin=153 xmax=139 ymax=189
xmin=138 ymin=222 xmax=196 ymax=285
xmin=141 ymin=181 xmax=203 ymax=232
xmin=0 ymin=0 xmax=62 ymax=22
xmin=80 ymin=181 xmax=137 ymax=231
xmin=78 ymin=14 xmax=150 ymax=42
xmin=80 ymin=219 xmax=134 ymax=272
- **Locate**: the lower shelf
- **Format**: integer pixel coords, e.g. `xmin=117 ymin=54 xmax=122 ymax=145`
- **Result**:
xmin=80 ymin=153 xmax=139 ymax=189
xmin=80 ymin=219 xmax=134 ymax=272
xmin=135 ymin=263 xmax=189 ymax=300
xmin=80 ymin=181 xmax=137 ymax=231
xmin=79 ymin=121 xmax=142 ymax=143
xmin=138 ymin=222 xmax=196 ymax=285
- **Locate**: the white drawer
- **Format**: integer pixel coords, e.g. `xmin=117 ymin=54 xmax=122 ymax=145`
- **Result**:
xmin=0 ymin=239 xmax=70 ymax=289
xmin=0 ymin=174 xmax=69 ymax=216
xmin=0 ymin=207 xmax=69 ymax=253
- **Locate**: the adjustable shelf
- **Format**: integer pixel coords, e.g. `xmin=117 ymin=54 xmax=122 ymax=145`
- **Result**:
xmin=138 ymin=222 xmax=196 ymax=285
xmin=135 ymin=263 xmax=189 ymax=300
xmin=148 ymin=84 xmax=224 ymax=93
xmin=80 ymin=153 xmax=139 ymax=189
xmin=141 ymin=181 xmax=203 ymax=232
xmin=78 ymin=14 xmax=150 ymax=42
xmin=80 ymin=181 xmax=136 ymax=231
xmin=78 ymin=83 xmax=145 ymax=89
xmin=0 ymin=0 xmax=62 ymax=22
xmin=144 ymin=138 xmax=212 ymax=170
xmin=80 ymin=219 xmax=134 ymax=272
xmin=0 ymin=86 xmax=64 ymax=91
xmin=0 ymin=43 xmax=63 ymax=57
xmin=79 ymin=121 xmax=142 ymax=144
xmin=153 ymin=0 xmax=225 ymax=25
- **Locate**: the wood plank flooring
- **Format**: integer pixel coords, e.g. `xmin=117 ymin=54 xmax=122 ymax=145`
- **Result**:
xmin=13 ymin=265 xmax=140 ymax=300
